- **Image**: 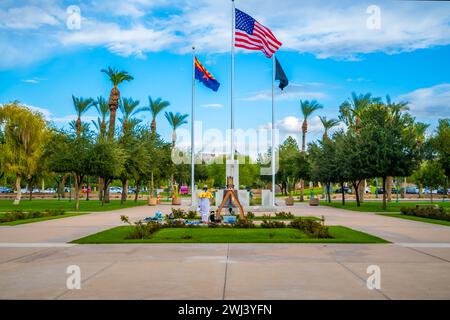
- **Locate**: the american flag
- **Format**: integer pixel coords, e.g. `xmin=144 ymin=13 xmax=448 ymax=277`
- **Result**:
xmin=235 ymin=8 xmax=282 ymax=58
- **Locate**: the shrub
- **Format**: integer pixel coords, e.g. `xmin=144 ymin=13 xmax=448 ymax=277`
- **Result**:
xmin=0 ymin=210 xmax=66 ymax=223
xmin=121 ymin=215 xmax=161 ymax=239
xmin=275 ymin=211 xmax=295 ymax=219
xmin=261 ymin=220 xmax=286 ymax=228
xmin=290 ymin=218 xmax=331 ymax=238
xmin=401 ymin=205 xmax=450 ymax=221
xmin=186 ymin=210 xmax=197 ymax=219
xmin=233 ymin=219 xmax=255 ymax=228
xmin=246 ymin=211 xmax=255 ymax=219
xmin=165 ymin=219 xmax=186 ymax=228
xmin=170 ymin=208 xmax=186 ymax=219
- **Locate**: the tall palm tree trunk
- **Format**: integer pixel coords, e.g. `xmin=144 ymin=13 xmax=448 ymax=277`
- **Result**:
xmin=300 ymin=121 xmax=307 ymax=202
xmin=151 ymin=119 xmax=156 ymax=134
xmin=107 ymin=86 xmax=120 ymax=141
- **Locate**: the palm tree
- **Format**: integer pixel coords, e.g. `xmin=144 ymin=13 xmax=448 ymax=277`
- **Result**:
xmin=165 ymin=111 xmax=189 ymax=147
xmin=101 ymin=67 xmax=134 ymax=141
xmin=138 ymin=97 xmax=170 ymax=135
xmin=93 ymin=96 xmax=109 ymax=142
xmin=72 ymin=95 xmax=93 ymax=137
xmin=300 ymin=100 xmax=323 ymax=202
xmin=385 ymin=95 xmax=410 ymax=201
xmin=319 ymin=116 xmax=340 ymax=140
xmin=118 ymin=97 xmax=141 ymax=134
xmin=339 ymin=92 xmax=381 ymax=131
xmin=300 ymin=100 xmax=323 ymax=152
xmin=165 ymin=112 xmax=189 ymax=197
xmin=339 ymin=92 xmax=380 ymax=201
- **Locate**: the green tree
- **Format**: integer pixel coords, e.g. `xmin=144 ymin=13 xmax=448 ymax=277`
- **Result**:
xmin=118 ymin=97 xmax=142 ymax=134
xmin=319 ymin=116 xmax=340 ymax=140
xmin=299 ymin=100 xmax=323 ymax=201
xmin=359 ymin=103 xmax=420 ymax=209
xmin=45 ymin=131 xmax=94 ymax=210
xmin=72 ymin=95 xmax=93 ymax=137
xmin=92 ymin=96 xmax=110 ymax=143
xmin=138 ymin=97 xmax=170 ymax=135
xmin=101 ymin=67 xmax=134 ymax=141
xmin=0 ymin=103 xmax=50 ymax=204
xmin=427 ymin=119 xmax=450 ymax=198
xmin=412 ymin=161 xmax=446 ymax=202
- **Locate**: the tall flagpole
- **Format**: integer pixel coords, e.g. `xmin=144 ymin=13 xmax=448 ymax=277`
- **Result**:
xmin=191 ymin=46 xmax=196 ymax=205
xmin=231 ymin=0 xmax=235 ymax=162
xmin=272 ymin=55 xmax=276 ymax=207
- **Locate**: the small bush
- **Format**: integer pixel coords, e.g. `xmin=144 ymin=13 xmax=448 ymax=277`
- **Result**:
xmin=186 ymin=210 xmax=197 ymax=219
xmin=275 ymin=211 xmax=295 ymax=219
xmin=121 ymin=215 xmax=161 ymax=239
xmin=246 ymin=211 xmax=255 ymax=219
xmin=165 ymin=219 xmax=186 ymax=228
xmin=170 ymin=208 xmax=186 ymax=219
xmin=401 ymin=205 xmax=450 ymax=221
xmin=0 ymin=209 xmax=66 ymax=223
xmin=233 ymin=219 xmax=255 ymax=228
xmin=261 ymin=220 xmax=286 ymax=228
xmin=290 ymin=218 xmax=331 ymax=239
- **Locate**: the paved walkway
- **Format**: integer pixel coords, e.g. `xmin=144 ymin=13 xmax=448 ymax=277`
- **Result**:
xmin=1 ymin=202 xmax=450 ymax=299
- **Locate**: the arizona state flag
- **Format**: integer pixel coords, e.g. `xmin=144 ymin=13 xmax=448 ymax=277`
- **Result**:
xmin=194 ymin=57 xmax=220 ymax=92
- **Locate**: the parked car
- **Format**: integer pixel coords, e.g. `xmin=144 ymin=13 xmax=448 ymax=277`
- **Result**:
xmin=42 ymin=188 xmax=56 ymax=194
xmin=81 ymin=187 xmax=92 ymax=193
xmin=109 ymin=187 xmax=123 ymax=194
xmin=365 ymin=186 xmax=371 ymax=194
xmin=0 ymin=186 xmax=13 ymax=193
xmin=180 ymin=185 xmax=189 ymax=195
xmin=423 ymin=188 xmax=438 ymax=194
xmin=405 ymin=186 xmax=419 ymax=194
xmin=377 ymin=188 xmax=399 ymax=194
xmin=127 ymin=187 xmax=136 ymax=194
xmin=334 ymin=186 xmax=352 ymax=194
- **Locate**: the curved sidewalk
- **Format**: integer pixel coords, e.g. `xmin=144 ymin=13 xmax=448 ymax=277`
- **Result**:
xmin=0 ymin=202 xmax=449 ymax=299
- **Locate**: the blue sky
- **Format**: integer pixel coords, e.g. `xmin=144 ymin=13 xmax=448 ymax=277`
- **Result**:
xmin=1 ymin=0 xmax=450 ymax=157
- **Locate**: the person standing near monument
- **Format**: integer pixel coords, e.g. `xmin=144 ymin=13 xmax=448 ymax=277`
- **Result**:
xmin=198 ymin=185 xmax=213 ymax=223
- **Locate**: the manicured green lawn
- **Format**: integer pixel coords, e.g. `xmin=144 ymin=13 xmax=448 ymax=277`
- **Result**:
xmin=72 ymin=225 xmax=388 ymax=244
xmin=323 ymin=201 xmax=450 ymax=213
xmin=379 ymin=213 xmax=450 ymax=226
xmin=0 ymin=212 xmax=89 ymax=226
xmin=251 ymin=216 xmax=320 ymax=221
xmin=0 ymin=199 xmax=147 ymax=213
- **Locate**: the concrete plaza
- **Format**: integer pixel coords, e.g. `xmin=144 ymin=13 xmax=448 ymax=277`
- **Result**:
xmin=0 ymin=202 xmax=449 ymax=299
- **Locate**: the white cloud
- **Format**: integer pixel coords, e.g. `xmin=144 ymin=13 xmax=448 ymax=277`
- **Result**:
xmin=21 ymin=77 xmax=47 ymax=84
xmin=398 ymin=83 xmax=450 ymax=119
xmin=241 ymin=83 xmax=327 ymax=101
xmin=2 ymin=0 xmax=450 ymax=68
xmin=0 ymin=5 xmax=60 ymax=29
xmin=200 ymin=103 xmax=223 ymax=108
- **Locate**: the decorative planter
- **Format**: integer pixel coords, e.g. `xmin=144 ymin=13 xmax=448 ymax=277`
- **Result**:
xmin=148 ymin=197 xmax=157 ymax=206
xmin=309 ymin=198 xmax=319 ymax=206
xmin=285 ymin=197 xmax=294 ymax=206
xmin=172 ymin=197 xmax=181 ymax=205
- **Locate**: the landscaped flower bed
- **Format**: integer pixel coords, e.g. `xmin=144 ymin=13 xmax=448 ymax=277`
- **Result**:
xmin=72 ymin=214 xmax=388 ymax=244
xmin=400 ymin=205 xmax=450 ymax=221
xmin=0 ymin=209 xmax=66 ymax=223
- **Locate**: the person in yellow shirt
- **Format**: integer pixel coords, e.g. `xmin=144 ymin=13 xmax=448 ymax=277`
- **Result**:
xmin=198 ymin=185 xmax=213 ymax=223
